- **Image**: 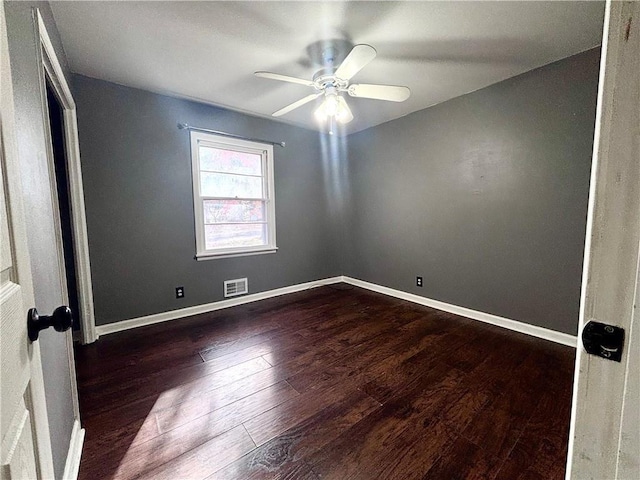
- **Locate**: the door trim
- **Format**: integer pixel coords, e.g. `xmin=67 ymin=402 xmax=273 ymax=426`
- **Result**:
xmin=566 ymin=1 xmax=640 ymax=478
xmin=33 ymin=8 xmax=87 ymax=455
xmin=61 ymin=419 xmax=85 ymax=480
xmin=34 ymin=9 xmax=97 ymax=345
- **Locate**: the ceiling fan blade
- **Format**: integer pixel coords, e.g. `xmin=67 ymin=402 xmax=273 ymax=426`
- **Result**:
xmin=272 ymin=93 xmax=322 ymax=117
xmin=336 ymin=96 xmax=354 ymax=124
xmin=348 ymin=84 xmax=411 ymax=102
xmin=334 ymin=44 xmax=377 ymax=80
xmin=255 ymin=71 xmax=315 ymax=87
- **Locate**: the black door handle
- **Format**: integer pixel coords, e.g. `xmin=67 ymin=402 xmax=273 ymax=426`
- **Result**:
xmin=27 ymin=306 xmax=73 ymax=342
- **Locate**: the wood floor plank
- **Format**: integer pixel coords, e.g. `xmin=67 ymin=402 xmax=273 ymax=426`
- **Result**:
xmin=198 ymin=340 xmax=273 ymax=367
xmin=284 ymin=315 xmax=456 ymax=394
xmin=423 ymin=435 xmax=502 ymax=480
xmin=440 ymin=330 xmax=506 ymax=373
xmin=461 ymin=401 xmax=528 ymax=462
xmin=80 ymin=382 xmax=296 ymax=479
xmin=243 ymin=383 xmax=381 ymax=446
xmin=494 ymin=370 xmax=573 ymax=480
xmin=456 ymin=356 xmax=541 ymax=462
xmin=136 ymin=424 xmax=256 ymax=480
xmin=196 ymin=327 xmax=285 ymax=363
xmin=436 ymin=338 xmax=533 ymax=432
xmin=76 ymin=346 xmax=205 ymax=388
xmin=307 ymin=361 xmax=465 ymax=479
xmin=260 ymin=334 xmax=323 ymax=366
xmin=80 ymin=397 xmax=160 ymax=467
xmin=358 ymin=322 xmax=480 ymax=404
xmin=80 ymin=356 xmax=271 ymax=418
xmin=79 ymin=365 xmax=286 ymax=478
xmin=77 ymin=315 xmax=281 ymax=383
xmin=439 ymin=386 xmax=492 ymax=433
xmin=76 ymin=285 xmax=575 ymax=480
xmin=151 ymin=364 xmax=286 ymax=412
xmin=155 ymin=380 xmax=299 ymax=434
xmin=367 ymin=418 xmax=457 ymax=480
xmin=209 ymin=456 xmax=320 ymax=480
xmin=215 ymin=391 xmax=380 ymax=480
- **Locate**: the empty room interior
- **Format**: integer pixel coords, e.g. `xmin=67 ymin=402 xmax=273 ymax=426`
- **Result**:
xmin=2 ymin=1 xmax=639 ymax=479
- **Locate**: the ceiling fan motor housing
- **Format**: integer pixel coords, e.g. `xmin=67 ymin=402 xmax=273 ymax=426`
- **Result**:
xmin=312 ymin=68 xmax=349 ymax=91
xmin=306 ymin=38 xmax=354 ymax=68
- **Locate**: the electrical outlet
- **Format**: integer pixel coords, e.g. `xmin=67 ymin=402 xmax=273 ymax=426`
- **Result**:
xmin=176 ymin=286 xmax=184 ymax=299
xmin=416 ymin=276 xmax=423 ymax=287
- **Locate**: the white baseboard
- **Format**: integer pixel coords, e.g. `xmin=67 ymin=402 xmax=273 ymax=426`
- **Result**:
xmin=62 ymin=420 xmax=85 ymax=480
xmin=95 ymin=276 xmax=343 ymax=337
xmin=94 ymin=274 xmax=577 ymax=348
xmin=341 ymin=276 xmax=578 ymax=348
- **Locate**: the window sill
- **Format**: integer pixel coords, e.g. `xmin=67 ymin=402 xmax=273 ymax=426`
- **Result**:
xmin=195 ymin=247 xmax=278 ymax=261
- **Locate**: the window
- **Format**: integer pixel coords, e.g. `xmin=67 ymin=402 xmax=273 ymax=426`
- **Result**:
xmin=190 ymin=131 xmax=276 ymax=259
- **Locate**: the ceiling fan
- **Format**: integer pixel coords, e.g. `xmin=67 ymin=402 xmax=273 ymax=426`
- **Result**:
xmin=255 ymin=43 xmax=410 ymax=125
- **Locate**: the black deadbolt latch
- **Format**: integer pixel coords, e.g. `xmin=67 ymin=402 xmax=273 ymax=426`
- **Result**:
xmin=581 ymin=321 xmax=625 ymax=362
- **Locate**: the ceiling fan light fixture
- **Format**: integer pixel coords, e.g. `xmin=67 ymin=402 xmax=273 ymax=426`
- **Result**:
xmin=324 ymin=92 xmax=340 ymax=117
xmin=335 ymin=96 xmax=353 ymax=124
xmin=314 ymin=103 xmax=328 ymax=122
xmin=314 ymin=91 xmax=352 ymax=124
xmin=334 ymin=109 xmax=350 ymax=124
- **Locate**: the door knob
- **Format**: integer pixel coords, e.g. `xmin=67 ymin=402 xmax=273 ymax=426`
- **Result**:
xmin=27 ymin=306 xmax=73 ymax=342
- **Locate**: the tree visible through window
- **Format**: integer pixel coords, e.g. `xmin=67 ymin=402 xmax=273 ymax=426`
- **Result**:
xmin=190 ymin=132 xmax=276 ymax=258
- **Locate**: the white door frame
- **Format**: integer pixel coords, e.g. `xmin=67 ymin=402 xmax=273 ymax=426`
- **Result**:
xmin=35 ymin=10 xmax=89 ymax=477
xmin=34 ymin=9 xmax=97 ymax=345
xmin=566 ymin=1 xmax=639 ymax=478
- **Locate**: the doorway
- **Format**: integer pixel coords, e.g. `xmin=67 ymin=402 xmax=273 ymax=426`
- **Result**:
xmin=35 ymin=7 xmax=96 ymax=344
xmin=45 ymin=79 xmax=81 ymax=330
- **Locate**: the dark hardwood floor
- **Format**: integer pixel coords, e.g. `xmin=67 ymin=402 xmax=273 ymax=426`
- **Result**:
xmin=75 ymin=285 xmax=575 ymax=480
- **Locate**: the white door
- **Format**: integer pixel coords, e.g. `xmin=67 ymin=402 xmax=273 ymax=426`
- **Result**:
xmin=567 ymin=1 xmax=640 ymax=479
xmin=1 ymin=2 xmax=55 ymax=478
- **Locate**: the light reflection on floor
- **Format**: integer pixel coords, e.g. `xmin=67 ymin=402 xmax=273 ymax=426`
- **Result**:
xmin=113 ymin=355 xmax=279 ymax=478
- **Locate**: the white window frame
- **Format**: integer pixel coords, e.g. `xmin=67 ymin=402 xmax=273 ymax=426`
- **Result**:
xmin=190 ymin=131 xmax=277 ymax=260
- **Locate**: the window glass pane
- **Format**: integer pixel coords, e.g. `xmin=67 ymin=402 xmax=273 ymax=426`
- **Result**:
xmin=205 ymin=223 xmax=266 ymax=249
xmin=199 ymin=146 xmax=262 ymax=176
xmin=203 ymin=200 xmax=265 ymax=224
xmin=200 ymin=172 xmax=263 ymax=198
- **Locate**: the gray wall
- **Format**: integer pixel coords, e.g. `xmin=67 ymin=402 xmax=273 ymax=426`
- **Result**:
xmin=72 ymin=75 xmax=342 ymax=326
xmin=5 ymin=2 xmax=75 ymax=478
xmin=74 ymin=49 xmax=599 ymax=335
xmin=343 ymin=48 xmax=600 ymax=335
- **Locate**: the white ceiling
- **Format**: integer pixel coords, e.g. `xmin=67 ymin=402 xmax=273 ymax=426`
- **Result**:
xmin=51 ymin=1 xmax=604 ymax=134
